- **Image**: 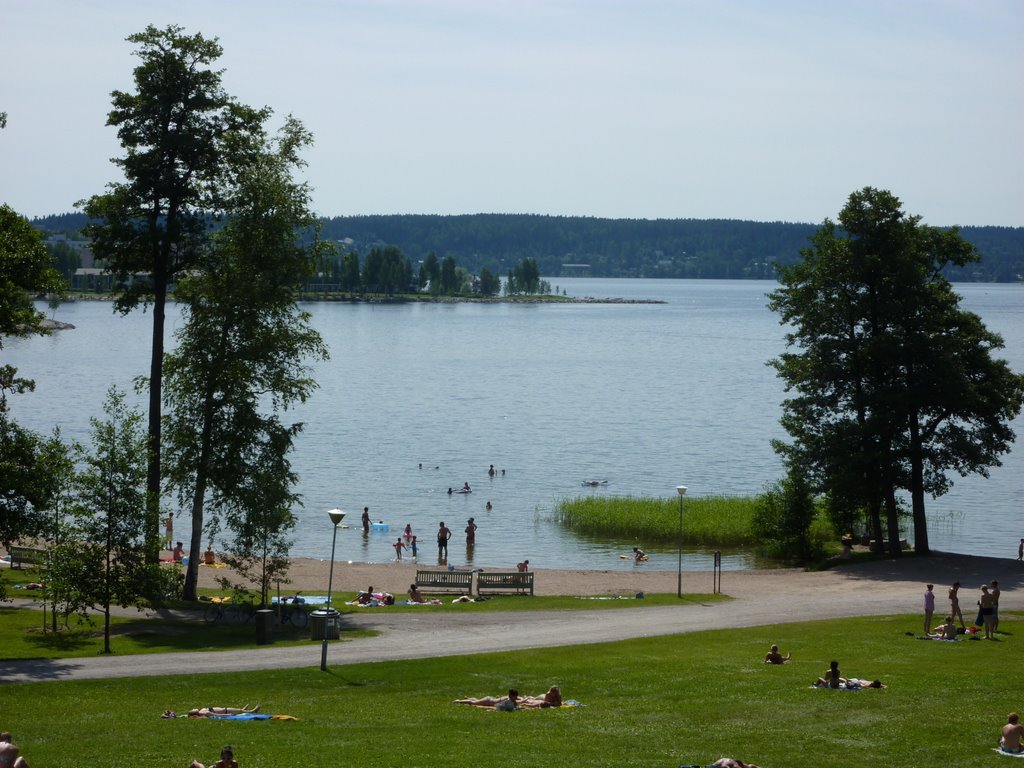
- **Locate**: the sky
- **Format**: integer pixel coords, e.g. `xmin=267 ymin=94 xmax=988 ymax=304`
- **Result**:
xmin=1 ymin=0 xmax=1021 ymax=226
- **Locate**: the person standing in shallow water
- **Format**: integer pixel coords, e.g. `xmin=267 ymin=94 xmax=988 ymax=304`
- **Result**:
xmin=437 ymin=521 xmax=452 ymax=559
xmin=465 ymin=517 xmax=477 ymax=546
xmin=361 ymin=507 xmax=370 ymax=533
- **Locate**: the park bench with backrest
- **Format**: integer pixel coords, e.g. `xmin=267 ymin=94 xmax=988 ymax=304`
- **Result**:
xmin=476 ymin=571 xmax=534 ymax=596
xmin=9 ymin=545 xmax=47 ymax=569
xmin=415 ymin=569 xmax=474 ymax=594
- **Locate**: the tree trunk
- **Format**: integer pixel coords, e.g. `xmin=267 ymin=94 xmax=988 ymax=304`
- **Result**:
xmin=908 ymin=418 xmax=930 ymax=554
xmin=145 ymin=243 xmax=167 ymax=565
xmin=885 ymin=487 xmax=902 ymax=557
xmin=182 ymin=395 xmax=217 ymax=602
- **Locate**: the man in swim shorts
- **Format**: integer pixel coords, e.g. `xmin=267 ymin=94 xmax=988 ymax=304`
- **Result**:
xmin=1001 ymin=713 xmax=1024 ymax=753
xmin=437 ymin=521 xmax=452 ymax=559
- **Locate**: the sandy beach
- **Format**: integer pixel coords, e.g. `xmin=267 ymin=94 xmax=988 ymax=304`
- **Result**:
xmin=195 ymin=550 xmax=1024 ymax=608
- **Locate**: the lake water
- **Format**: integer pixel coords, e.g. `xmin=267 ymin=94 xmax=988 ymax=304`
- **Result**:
xmin=7 ymin=279 xmax=1023 ymax=571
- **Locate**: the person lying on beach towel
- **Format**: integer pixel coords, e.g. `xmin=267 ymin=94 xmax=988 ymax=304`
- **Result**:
xmin=455 ymin=688 xmax=520 ymax=711
xmin=518 ymin=686 xmax=563 ymax=708
xmin=187 ymin=705 xmax=259 ymax=718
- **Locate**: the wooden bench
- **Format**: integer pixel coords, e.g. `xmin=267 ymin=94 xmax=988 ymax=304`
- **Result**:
xmin=414 ymin=569 xmax=474 ymax=594
xmin=10 ymin=546 xmax=47 ymax=569
xmin=476 ymin=571 xmax=534 ymax=596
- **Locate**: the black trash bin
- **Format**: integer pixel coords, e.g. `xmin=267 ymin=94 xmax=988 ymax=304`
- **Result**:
xmin=255 ymin=609 xmax=274 ymax=645
xmin=310 ymin=608 xmax=340 ymax=640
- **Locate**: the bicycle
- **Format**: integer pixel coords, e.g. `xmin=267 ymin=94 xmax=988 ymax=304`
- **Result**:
xmin=202 ymin=596 xmax=255 ymax=626
xmin=274 ymin=600 xmax=310 ymax=629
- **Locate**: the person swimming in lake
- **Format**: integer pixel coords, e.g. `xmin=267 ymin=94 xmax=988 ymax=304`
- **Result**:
xmin=461 ymin=482 xmax=472 ymax=493
xmin=632 ymin=547 xmax=647 ymax=562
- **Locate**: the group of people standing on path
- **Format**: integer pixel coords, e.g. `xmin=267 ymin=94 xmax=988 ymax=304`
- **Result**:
xmin=923 ymin=580 xmax=1001 ymax=640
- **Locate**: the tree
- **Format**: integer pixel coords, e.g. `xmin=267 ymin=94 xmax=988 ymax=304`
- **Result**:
xmin=769 ymin=188 xmax=1024 ymax=555
xmin=56 ymin=388 xmax=159 ymax=653
xmin=479 ymin=266 xmax=500 ymax=296
xmin=0 ymin=204 xmax=65 ymax=348
xmin=420 ymin=251 xmax=440 ymax=293
xmin=0 ymin=204 xmax=66 ymax=597
xmin=752 ymin=466 xmax=819 ymax=562
xmin=162 ymin=117 xmax=328 ymax=601
xmin=80 ymin=25 xmax=268 ymax=563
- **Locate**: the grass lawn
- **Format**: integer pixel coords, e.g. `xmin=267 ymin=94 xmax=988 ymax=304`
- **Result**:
xmin=1 ymin=613 xmax=1019 ymax=767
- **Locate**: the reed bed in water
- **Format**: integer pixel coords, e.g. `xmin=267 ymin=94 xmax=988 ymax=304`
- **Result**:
xmin=555 ymin=495 xmax=757 ymax=546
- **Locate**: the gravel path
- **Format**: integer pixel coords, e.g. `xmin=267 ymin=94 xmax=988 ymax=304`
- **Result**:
xmin=1 ymin=552 xmax=1019 ymax=685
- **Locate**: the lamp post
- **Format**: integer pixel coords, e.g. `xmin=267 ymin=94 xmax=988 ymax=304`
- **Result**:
xmin=321 ymin=508 xmax=345 ymax=671
xmin=676 ymin=485 xmax=687 ymax=598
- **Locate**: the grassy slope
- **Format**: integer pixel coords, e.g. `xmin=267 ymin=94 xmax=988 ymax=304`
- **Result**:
xmin=2 ymin=613 xmax=1019 ymax=768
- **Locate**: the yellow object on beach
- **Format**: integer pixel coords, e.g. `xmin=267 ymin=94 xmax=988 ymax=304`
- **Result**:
xmin=200 ymin=562 xmax=227 ymax=568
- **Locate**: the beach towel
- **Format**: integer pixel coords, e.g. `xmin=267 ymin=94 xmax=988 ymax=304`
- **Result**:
xmin=993 ymin=748 xmax=1024 ymax=758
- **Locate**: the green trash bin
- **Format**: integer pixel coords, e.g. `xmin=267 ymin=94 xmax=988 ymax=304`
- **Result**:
xmin=255 ymin=609 xmax=274 ymax=645
xmin=310 ymin=608 xmax=340 ymax=640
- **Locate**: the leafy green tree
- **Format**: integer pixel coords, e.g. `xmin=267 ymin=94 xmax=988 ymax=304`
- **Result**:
xmin=479 ymin=267 xmax=500 ymax=296
xmin=80 ymin=25 xmax=268 ymax=563
xmin=420 ymin=251 xmax=440 ymax=293
xmin=162 ymin=117 xmax=328 ymax=601
xmin=769 ymin=188 xmax=1024 ymax=555
xmin=56 ymin=388 xmax=158 ymax=653
xmin=341 ymin=249 xmax=361 ymax=293
xmin=439 ymin=255 xmax=458 ymax=294
xmin=0 ymin=204 xmax=65 ymax=349
xmin=0 ymin=204 xmax=66 ymax=599
xmin=216 ymin=435 xmax=298 ymax=607
xmin=752 ymin=467 xmax=819 ymax=562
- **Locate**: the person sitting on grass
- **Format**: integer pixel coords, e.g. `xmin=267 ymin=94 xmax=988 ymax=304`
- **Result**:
xmin=764 ymin=644 xmax=791 ymax=664
xmin=711 ymin=759 xmax=760 ymax=768
xmin=455 ymin=688 xmax=520 ymax=711
xmin=0 ymin=732 xmax=30 ymax=768
xmin=814 ymin=660 xmax=842 ymax=689
xmin=1001 ymin=713 xmax=1024 ymax=754
xmin=929 ymin=616 xmax=958 ymax=640
xmin=187 ymin=705 xmax=259 ymax=718
xmin=191 ymin=744 xmax=238 ymax=768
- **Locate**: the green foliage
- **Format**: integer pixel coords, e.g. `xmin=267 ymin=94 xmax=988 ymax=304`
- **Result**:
xmin=49 ymin=387 xmax=162 ymax=652
xmin=556 ymin=495 xmax=757 ymax=547
xmin=2 ymin=613 xmax=1020 ymax=766
xmin=769 ymin=187 xmax=1024 ymax=556
xmin=0 ymin=204 xmax=65 ymax=347
xmin=751 ymin=469 xmax=826 ymax=562
xmin=162 ymin=117 xmax=328 ymax=603
xmin=80 ymin=24 xmax=270 ymax=562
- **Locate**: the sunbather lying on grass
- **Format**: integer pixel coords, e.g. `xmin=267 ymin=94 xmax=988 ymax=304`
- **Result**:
xmin=187 ymin=705 xmax=259 ymax=718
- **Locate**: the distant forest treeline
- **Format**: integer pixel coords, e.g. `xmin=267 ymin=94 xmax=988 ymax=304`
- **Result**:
xmin=32 ymin=212 xmax=1024 ymax=282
